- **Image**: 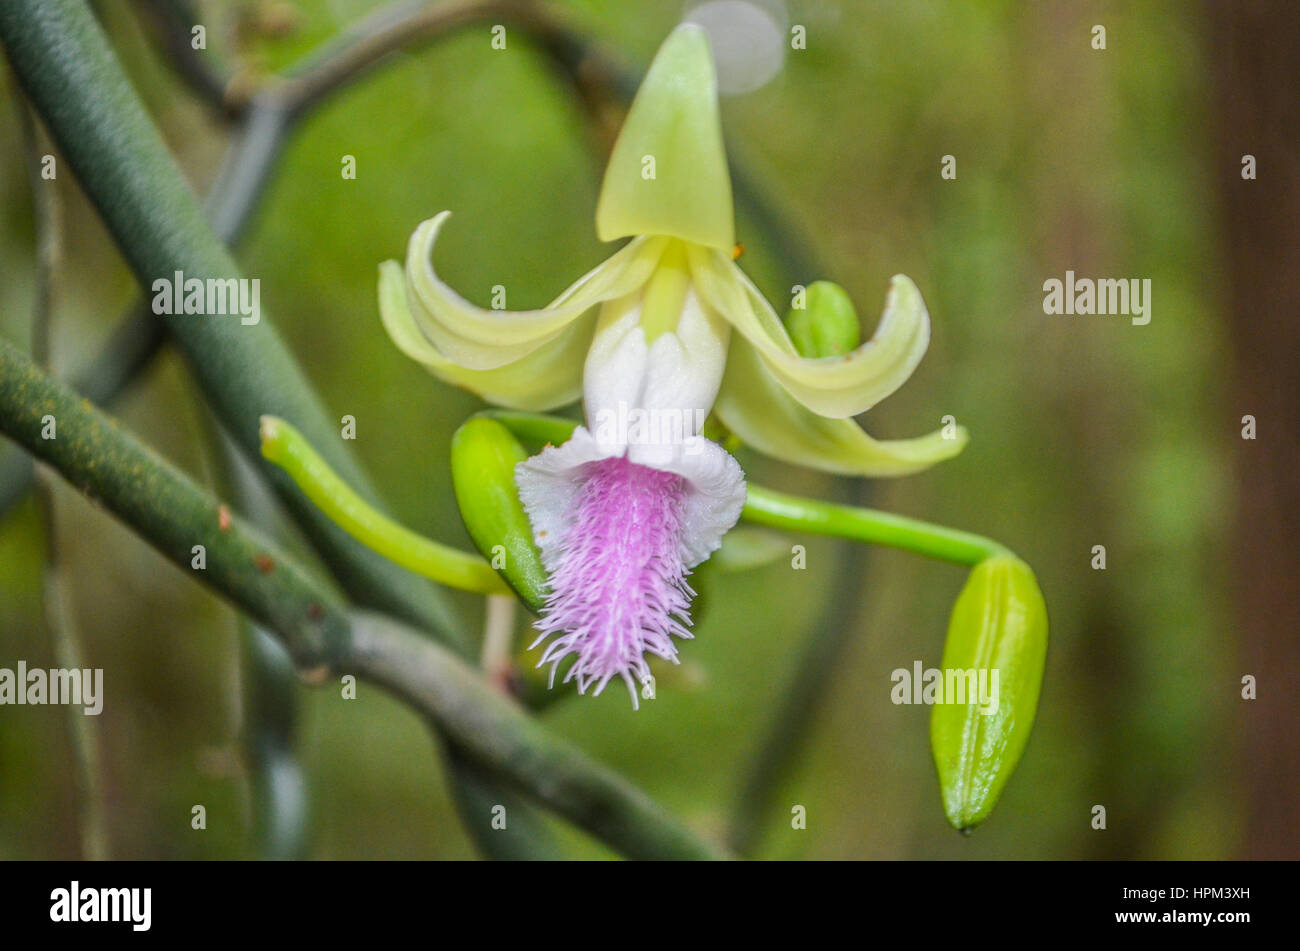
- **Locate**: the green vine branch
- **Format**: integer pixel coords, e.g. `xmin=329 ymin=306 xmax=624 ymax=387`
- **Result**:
xmin=0 ymin=335 xmax=723 ymax=860
xmin=0 ymin=0 xmax=904 ymax=860
xmin=0 ymin=0 xmax=568 ymax=858
xmin=0 ymin=0 xmax=464 ymax=645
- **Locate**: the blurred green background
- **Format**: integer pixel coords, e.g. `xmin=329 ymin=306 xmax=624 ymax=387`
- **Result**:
xmin=0 ymin=0 xmax=1289 ymax=859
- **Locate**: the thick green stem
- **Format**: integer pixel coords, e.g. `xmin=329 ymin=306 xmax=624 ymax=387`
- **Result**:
xmin=348 ymin=611 xmax=724 ymax=860
xmin=0 ymin=0 xmax=585 ymax=861
xmin=0 ymin=337 xmax=722 ymax=860
xmin=0 ymin=0 xmax=465 ymax=649
xmin=0 ymin=335 xmax=351 ymax=668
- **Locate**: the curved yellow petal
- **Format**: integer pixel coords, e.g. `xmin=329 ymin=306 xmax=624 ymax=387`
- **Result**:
xmin=713 ymin=332 xmax=967 ymax=477
xmin=595 ymin=24 xmax=734 ymax=250
xmin=404 ymin=212 xmax=665 ymax=369
xmin=380 ymin=260 xmax=593 ymax=410
xmin=689 ymin=246 xmax=932 ymax=419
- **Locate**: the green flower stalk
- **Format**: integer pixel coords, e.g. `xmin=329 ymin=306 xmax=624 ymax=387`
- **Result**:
xmin=259 ymin=416 xmax=508 ymax=596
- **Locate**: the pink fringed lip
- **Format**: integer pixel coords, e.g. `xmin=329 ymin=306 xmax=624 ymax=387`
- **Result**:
xmin=530 ymin=455 xmax=694 ymax=708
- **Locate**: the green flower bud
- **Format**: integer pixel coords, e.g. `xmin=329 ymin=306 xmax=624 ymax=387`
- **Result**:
xmin=784 ymin=281 xmax=862 ymax=357
xmin=930 ymin=555 xmax=1048 ymax=832
xmin=450 ymin=417 xmax=548 ymax=613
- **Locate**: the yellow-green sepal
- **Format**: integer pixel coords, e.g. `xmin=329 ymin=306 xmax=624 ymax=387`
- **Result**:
xmin=595 ymin=23 xmax=734 ymax=250
xmin=930 ymin=555 xmax=1049 ymax=832
xmin=712 ymin=332 xmax=967 ymax=476
xmin=450 ymin=417 xmax=549 ymax=613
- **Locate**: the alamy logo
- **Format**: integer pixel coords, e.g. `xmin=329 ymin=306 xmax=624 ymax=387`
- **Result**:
xmin=592 ymin=400 xmax=708 ymax=454
xmin=0 ymin=662 xmax=102 ymax=715
xmin=1042 ymin=270 xmax=1151 ymax=325
xmin=891 ymin=661 xmax=1000 ymax=715
xmin=151 ymin=269 xmax=261 ymax=325
xmin=50 ymin=882 xmax=151 ymax=932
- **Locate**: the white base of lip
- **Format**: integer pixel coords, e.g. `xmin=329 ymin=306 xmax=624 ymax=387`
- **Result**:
xmin=515 ymin=425 xmax=746 ymax=572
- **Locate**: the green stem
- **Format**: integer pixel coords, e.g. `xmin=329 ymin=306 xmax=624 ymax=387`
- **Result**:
xmin=349 ymin=610 xmax=724 ymax=860
xmin=259 ymin=416 xmax=508 ymax=597
xmin=478 ymin=409 xmax=582 ymax=450
xmin=0 ymin=0 xmax=466 ymax=650
xmin=0 ymin=336 xmax=351 ymax=668
xmin=240 ymin=620 xmax=310 ymax=860
xmin=205 ymin=423 xmax=310 ymax=862
xmin=0 ymin=0 xmax=576 ymax=861
xmin=0 ymin=308 xmax=163 ymax=521
xmin=485 ymin=410 xmax=1012 ymax=566
xmin=743 ymin=486 xmax=1011 ymax=567
xmin=0 ymin=336 xmax=722 ymax=860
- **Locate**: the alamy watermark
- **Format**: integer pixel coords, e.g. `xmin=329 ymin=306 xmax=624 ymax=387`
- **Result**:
xmin=151 ymin=269 xmax=260 ymax=325
xmin=592 ymin=400 xmax=708 ymax=454
xmin=50 ymin=882 xmax=150 ymax=931
xmin=891 ymin=661 xmax=1000 ymax=715
xmin=0 ymin=662 xmax=103 ymax=715
xmin=1042 ymin=270 xmax=1151 ymax=326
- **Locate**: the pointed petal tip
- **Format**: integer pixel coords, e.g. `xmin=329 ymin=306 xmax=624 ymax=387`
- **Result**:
xmin=662 ymin=20 xmax=711 ymax=51
xmin=595 ymin=24 xmax=734 ymax=249
xmin=713 ymin=332 xmax=970 ymax=478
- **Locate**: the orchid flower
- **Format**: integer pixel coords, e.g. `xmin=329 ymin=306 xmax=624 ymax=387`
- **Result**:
xmin=377 ymin=24 xmax=966 ymax=706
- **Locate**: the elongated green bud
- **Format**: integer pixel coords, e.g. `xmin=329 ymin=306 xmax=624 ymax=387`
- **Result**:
xmin=784 ymin=281 xmax=861 ymax=357
xmin=930 ymin=555 xmax=1048 ymax=832
xmin=450 ymin=418 xmax=548 ymax=613
xmin=260 ymin=415 xmax=508 ymax=596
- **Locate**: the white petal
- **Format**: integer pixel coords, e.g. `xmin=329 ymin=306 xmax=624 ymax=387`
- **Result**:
xmin=582 ymin=295 xmax=648 ymax=453
xmin=583 ymin=288 xmax=730 ymax=462
xmin=637 ymin=289 xmax=730 ymax=438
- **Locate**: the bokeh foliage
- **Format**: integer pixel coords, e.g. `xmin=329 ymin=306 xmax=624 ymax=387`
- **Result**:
xmin=0 ymin=0 xmax=1240 ymax=858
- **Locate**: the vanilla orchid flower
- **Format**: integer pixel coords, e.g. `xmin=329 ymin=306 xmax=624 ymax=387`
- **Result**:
xmin=377 ymin=24 xmax=966 ymax=706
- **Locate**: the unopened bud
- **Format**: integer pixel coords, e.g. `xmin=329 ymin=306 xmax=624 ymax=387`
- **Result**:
xmin=785 ymin=281 xmax=861 ymax=357
xmin=930 ymin=555 xmax=1048 ymax=832
xmin=450 ymin=417 xmax=548 ymax=612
